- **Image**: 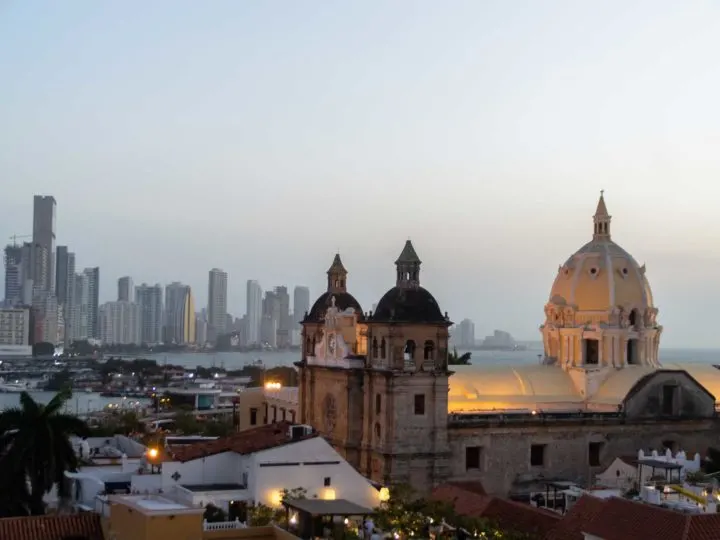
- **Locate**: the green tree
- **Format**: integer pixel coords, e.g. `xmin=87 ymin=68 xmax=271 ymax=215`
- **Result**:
xmin=447 ymin=348 xmax=472 ymax=365
xmin=0 ymin=389 xmax=90 ymax=515
xmin=204 ymin=503 xmax=227 ymax=523
xmin=174 ymin=411 xmax=201 ymax=434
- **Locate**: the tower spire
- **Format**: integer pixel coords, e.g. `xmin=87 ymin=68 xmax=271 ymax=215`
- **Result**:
xmin=593 ymin=190 xmax=611 ymax=241
xmin=327 ymin=253 xmax=347 ymax=293
xmin=395 ymin=240 xmax=421 ymax=288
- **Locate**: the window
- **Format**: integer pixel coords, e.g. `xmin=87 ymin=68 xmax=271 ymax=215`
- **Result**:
xmin=588 ymin=442 xmax=603 ymax=467
xmin=372 ymin=338 xmax=378 ymax=358
xmin=404 ymin=340 xmax=416 ymax=362
xmin=380 ymin=338 xmax=387 ymax=359
xmin=465 ymin=446 xmax=482 ymax=471
xmin=584 ymin=339 xmax=599 ymax=365
xmin=414 ymin=394 xmax=425 ymax=415
xmin=530 ymin=444 xmax=546 ymax=467
xmin=375 ymin=394 xmax=382 ymax=415
xmin=423 ymin=340 xmax=435 ymax=360
xmin=374 ymin=422 xmax=381 ymax=439
xmin=324 ymin=477 xmax=331 ymax=487
xmin=281 ymin=408 xmax=286 ymax=421
xmin=662 ymin=385 xmax=677 ymax=416
xmin=272 ymin=405 xmax=277 ymax=422
xmin=250 ymin=408 xmax=258 ymax=426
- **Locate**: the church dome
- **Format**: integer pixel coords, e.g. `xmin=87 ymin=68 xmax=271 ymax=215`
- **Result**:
xmin=549 ymin=193 xmax=654 ymax=312
xmin=303 ymin=254 xmax=364 ymax=323
xmin=305 ymin=291 xmax=363 ymax=323
xmin=373 ymin=286 xmax=445 ymax=323
xmin=370 ymin=240 xmax=449 ymax=325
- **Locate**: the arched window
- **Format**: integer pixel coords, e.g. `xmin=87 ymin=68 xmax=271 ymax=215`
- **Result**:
xmin=629 ymin=309 xmax=639 ymax=329
xmin=374 ymin=422 xmax=381 ymax=439
xmin=371 ymin=338 xmax=378 ymax=358
xmin=423 ymin=340 xmax=435 ymax=360
xmin=311 ymin=336 xmax=316 ymax=351
xmin=375 ymin=394 xmax=381 ymax=415
xmin=380 ymin=338 xmax=386 ymax=359
xmin=306 ymin=337 xmax=312 ymax=355
xmin=404 ymin=340 xmax=416 ymax=361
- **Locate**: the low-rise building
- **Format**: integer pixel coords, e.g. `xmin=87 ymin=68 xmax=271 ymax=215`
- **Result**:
xmin=0 ymin=307 xmax=31 ymax=355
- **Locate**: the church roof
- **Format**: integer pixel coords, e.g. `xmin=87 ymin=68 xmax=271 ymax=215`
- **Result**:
xmin=305 ymin=291 xmax=363 ymax=323
xmin=327 ymin=253 xmax=347 ymax=274
xmin=395 ymin=240 xmax=421 ymax=264
xmin=448 ymin=363 xmax=720 ymax=413
xmin=371 ymin=286 xmax=447 ymax=324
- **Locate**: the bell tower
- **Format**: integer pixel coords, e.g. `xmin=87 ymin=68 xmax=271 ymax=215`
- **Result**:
xmin=362 ymin=240 xmax=452 ymax=493
xmin=327 ymin=254 xmax=347 ymax=294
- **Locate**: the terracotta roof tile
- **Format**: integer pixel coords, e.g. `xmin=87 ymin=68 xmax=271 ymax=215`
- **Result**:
xmin=583 ymin=496 xmax=720 ymax=540
xmin=545 ymin=495 xmax=607 ymax=540
xmin=166 ymin=421 xmax=317 ymax=463
xmin=0 ymin=513 xmax=104 ymax=540
xmin=432 ymin=483 xmax=561 ymax=537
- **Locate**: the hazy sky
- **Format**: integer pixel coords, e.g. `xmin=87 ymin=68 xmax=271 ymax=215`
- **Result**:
xmin=1 ymin=2 xmax=720 ymax=348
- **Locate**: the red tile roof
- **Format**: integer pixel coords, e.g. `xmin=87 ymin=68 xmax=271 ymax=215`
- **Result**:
xmin=0 ymin=513 xmax=104 ymax=540
xmin=545 ymin=495 xmax=607 ymax=540
xmin=432 ymin=483 xmax=561 ymax=538
xmin=582 ymin=496 xmax=720 ymax=540
xmin=166 ymin=421 xmax=318 ymax=462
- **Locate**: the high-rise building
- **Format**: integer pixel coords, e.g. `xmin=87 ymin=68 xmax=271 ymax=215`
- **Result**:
xmin=274 ymin=286 xmax=291 ymax=348
xmin=207 ymin=268 xmax=228 ymax=343
xmin=453 ymin=319 xmax=476 ymax=348
xmin=136 ymin=283 xmax=163 ymax=344
xmin=32 ymin=195 xmax=56 ymax=292
xmin=3 ymin=244 xmax=23 ymax=305
xmin=99 ymin=301 xmax=141 ymax=345
xmin=21 ymin=241 xmax=48 ymax=298
xmin=195 ymin=313 xmax=208 ymax=346
xmin=261 ymin=290 xmax=280 ymax=347
xmin=246 ymin=280 xmax=262 ymax=346
xmin=293 ymin=286 xmax=310 ymax=328
xmin=83 ymin=267 xmax=100 ymax=339
xmin=118 ymin=276 xmax=134 ymax=302
xmin=0 ymin=307 xmax=30 ymax=348
xmin=68 ymin=272 xmax=88 ymax=341
xmin=55 ymin=246 xmax=71 ymax=305
xmin=32 ymin=291 xmax=58 ymax=345
xmin=165 ymin=282 xmax=196 ymax=344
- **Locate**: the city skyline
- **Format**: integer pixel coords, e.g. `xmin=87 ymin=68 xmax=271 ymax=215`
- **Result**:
xmin=2 ymin=3 xmax=720 ymax=346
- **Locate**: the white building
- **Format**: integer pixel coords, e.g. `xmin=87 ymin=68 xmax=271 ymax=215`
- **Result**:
xmin=123 ymin=423 xmax=382 ymax=517
xmin=99 ymin=300 xmax=141 ymax=345
xmin=136 ymin=283 xmax=163 ymax=344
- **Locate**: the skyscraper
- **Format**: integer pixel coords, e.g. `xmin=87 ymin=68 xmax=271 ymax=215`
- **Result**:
xmin=3 ymin=244 xmax=23 ymax=305
xmin=136 ymin=283 xmax=163 ymax=344
xmin=261 ymin=290 xmax=280 ymax=348
xmin=245 ymin=280 xmax=262 ymax=346
xmin=80 ymin=267 xmax=100 ymax=339
xmin=165 ymin=282 xmax=196 ymax=344
xmin=293 ymin=286 xmax=310 ymax=327
xmin=274 ymin=286 xmax=291 ymax=348
xmin=207 ymin=268 xmax=228 ymax=343
xmin=118 ymin=276 xmax=134 ymax=302
xmin=55 ymin=246 xmax=75 ymax=306
xmin=32 ymin=195 xmax=56 ymax=292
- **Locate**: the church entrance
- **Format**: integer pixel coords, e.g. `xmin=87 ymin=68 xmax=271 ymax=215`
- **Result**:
xmin=584 ymin=339 xmax=599 ymax=365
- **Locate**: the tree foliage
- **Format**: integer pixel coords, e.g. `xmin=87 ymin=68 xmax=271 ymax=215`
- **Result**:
xmin=204 ymin=503 xmax=227 ymax=523
xmin=447 ymin=348 xmax=472 ymax=365
xmin=0 ymin=389 xmax=90 ymax=516
xmin=374 ymin=484 xmax=537 ymax=539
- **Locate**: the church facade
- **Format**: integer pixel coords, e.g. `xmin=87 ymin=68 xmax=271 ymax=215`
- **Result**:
xmin=296 ymin=194 xmax=720 ymax=496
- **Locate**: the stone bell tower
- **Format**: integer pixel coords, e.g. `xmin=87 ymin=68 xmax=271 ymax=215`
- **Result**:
xmin=362 ymin=240 xmax=452 ymax=492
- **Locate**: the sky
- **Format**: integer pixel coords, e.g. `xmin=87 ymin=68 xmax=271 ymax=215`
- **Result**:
xmin=1 ymin=1 xmax=720 ymax=348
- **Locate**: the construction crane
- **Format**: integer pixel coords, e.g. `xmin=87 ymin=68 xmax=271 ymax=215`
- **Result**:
xmin=8 ymin=234 xmax=32 ymax=246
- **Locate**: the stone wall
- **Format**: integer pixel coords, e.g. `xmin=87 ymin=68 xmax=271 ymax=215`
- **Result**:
xmin=448 ymin=418 xmax=720 ymax=496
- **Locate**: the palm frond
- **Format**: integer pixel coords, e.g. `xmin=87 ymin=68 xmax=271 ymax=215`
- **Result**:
xmin=45 ymin=388 xmax=72 ymax=415
xmin=18 ymin=392 xmax=41 ymax=416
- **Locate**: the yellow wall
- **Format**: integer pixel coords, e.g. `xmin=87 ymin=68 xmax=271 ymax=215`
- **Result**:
xmin=236 ymin=388 xmax=299 ymax=431
xmin=108 ymin=501 xmax=203 ymax=540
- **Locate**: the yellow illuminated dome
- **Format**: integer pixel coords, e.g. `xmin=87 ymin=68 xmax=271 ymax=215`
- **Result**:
xmin=548 ymin=192 xmax=654 ymax=313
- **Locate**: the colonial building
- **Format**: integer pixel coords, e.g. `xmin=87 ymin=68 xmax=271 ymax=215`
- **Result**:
xmin=297 ymin=193 xmax=720 ymax=497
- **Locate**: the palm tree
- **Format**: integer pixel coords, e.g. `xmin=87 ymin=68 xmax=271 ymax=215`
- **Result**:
xmin=448 ymin=347 xmax=472 ymax=365
xmin=0 ymin=388 xmax=90 ymax=515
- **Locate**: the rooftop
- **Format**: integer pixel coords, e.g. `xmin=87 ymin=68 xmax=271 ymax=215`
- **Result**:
xmin=166 ymin=421 xmax=317 ymax=462
xmin=110 ymin=494 xmax=203 ymax=515
xmin=182 ymin=483 xmax=246 ymax=492
xmin=283 ymin=498 xmax=374 ymax=516
xmin=432 ymin=482 xmax=561 ymax=538
xmin=0 ymin=513 xmax=104 ymax=540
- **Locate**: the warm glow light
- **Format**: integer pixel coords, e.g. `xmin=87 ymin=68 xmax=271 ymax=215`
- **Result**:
xmin=322 ymin=488 xmax=336 ymax=500
xmin=148 ymin=448 xmax=159 ymax=459
xmin=265 ymin=382 xmax=282 ymax=390
xmin=269 ymin=490 xmax=283 ymax=507
xmin=379 ymin=487 xmax=390 ymax=502
xmin=344 ymin=518 xmax=349 ymax=525
xmin=289 ymin=513 xmax=298 ymax=525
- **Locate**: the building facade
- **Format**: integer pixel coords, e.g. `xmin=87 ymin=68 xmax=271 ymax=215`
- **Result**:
xmin=297 ymin=195 xmax=720 ymax=497
xmin=0 ymin=308 xmax=30 ymax=347
xmin=99 ymin=300 xmax=141 ymax=345
xmin=207 ymin=268 xmax=228 ymax=343
xmin=246 ymin=280 xmax=263 ymax=346
xmin=83 ymin=267 xmax=100 ymax=339
xmin=136 ymin=284 xmax=163 ymax=344
xmin=118 ymin=276 xmax=134 ymax=302
xmin=2 ymin=244 xmax=23 ymax=306
xmin=32 ymin=195 xmax=56 ymax=293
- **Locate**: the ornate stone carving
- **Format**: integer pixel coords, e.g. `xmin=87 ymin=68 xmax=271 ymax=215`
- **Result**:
xmin=609 ymin=306 xmax=621 ymax=326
